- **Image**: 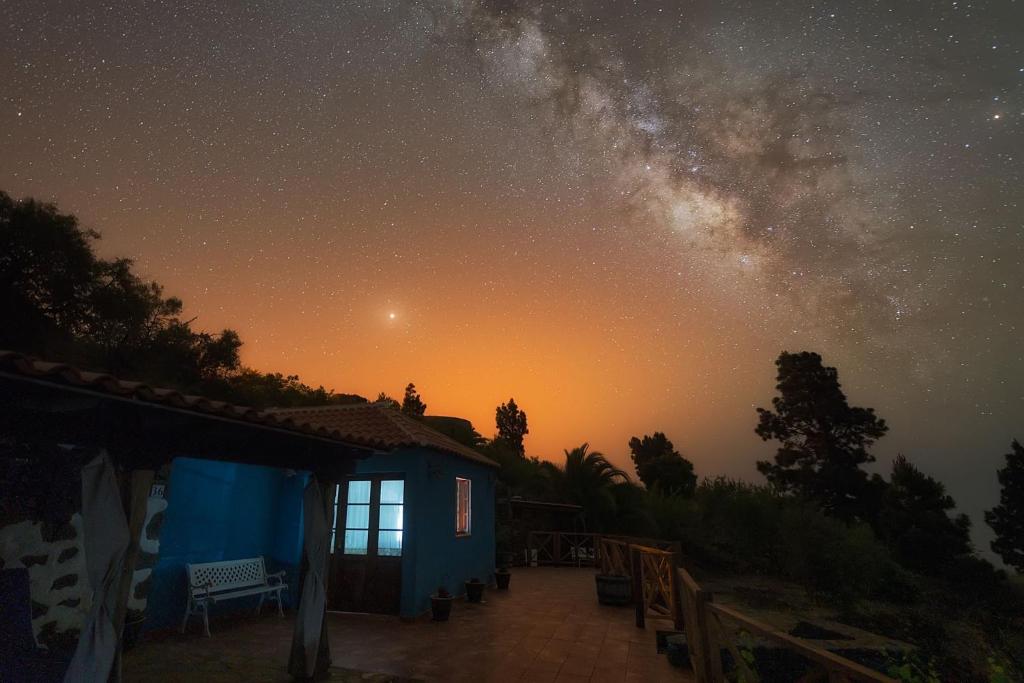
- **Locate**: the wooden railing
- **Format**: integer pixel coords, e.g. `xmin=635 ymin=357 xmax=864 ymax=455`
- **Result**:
xmin=587 ymin=532 xmax=896 ymax=683
xmin=674 ymin=563 xmax=896 ymax=683
xmin=526 ymin=531 xmax=599 ymax=566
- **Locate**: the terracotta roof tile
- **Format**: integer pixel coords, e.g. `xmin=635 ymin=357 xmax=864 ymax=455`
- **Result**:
xmin=268 ymin=404 xmax=499 ymax=468
xmin=0 ymin=350 xmax=362 ymax=447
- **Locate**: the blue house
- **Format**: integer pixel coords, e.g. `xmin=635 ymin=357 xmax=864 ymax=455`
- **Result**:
xmin=146 ymin=403 xmax=498 ymax=625
xmin=271 ymin=404 xmax=499 ymax=618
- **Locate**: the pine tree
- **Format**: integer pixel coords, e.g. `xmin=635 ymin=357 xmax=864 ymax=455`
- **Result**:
xmin=755 ymin=351 xmax=888 ymax=520
xmin=986 ymin=440 xmax=1024 ymax=572
xmin=495 ymin=398 xmax=528 ymax=455
xmin=401 ymin=382 xmax=427 ymax=416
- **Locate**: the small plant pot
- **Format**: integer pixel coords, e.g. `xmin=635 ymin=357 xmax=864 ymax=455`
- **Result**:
xmin=666 ymin=634 xmax=690 ymax=668
xmin=465 ymin=580 xmax=485 ymax=603
xmin=495 ymin=570 xmax=511 ymax=590
xmin=431 ymin=595 xmax=454 ymax=621
xmin=595 ymin=574 xmax=632 ymax=606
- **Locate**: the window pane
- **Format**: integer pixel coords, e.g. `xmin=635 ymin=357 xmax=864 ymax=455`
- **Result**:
xmin=378 ymin=530 xmax=402 ymax=556
xmin=346 ymin=504 xmax=369 ymax=529
xmin=378 ymin=504 xmax=403 ymax=530
xmin=380 ymin=480 xmax=404 ymax=504
xmin=456 ymin=478 xmax=471 ymax=535
xmin=343 ymin=529 xmax=368 ymax=555
xmin=347 ymin=480 xmax=371 ymax=504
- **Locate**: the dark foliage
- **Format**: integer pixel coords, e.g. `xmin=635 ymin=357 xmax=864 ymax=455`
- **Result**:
xmin=0 ymin=190 xmax=366 ymax=408
xmin=628 ymin=431 xmax=697 ymax=496
xmin=0 ymin=191 xmax=241 ymax=386
xmin=876 ymin=455 xmax=973 ymax=574
xmin=421 ymin=416 xmax=485 ymax=449
xmin=495 ymin=397 xmax=528 ymax=455
xmin=401 ymin=382 xmax=427 ymax=416
xmin=374 ymin=392 xmax=401 ymax=410
xmin=986 ymin=440 xmax=1024 ymax=572
xmin=755 ymin=351 xmax=888 ymax=520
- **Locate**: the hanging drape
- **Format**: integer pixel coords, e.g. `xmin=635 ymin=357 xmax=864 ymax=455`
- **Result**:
xmin=288 ymin=477 xmax=331 ymax=679
xmin=64 ymin=451 xmax=130 ymax=683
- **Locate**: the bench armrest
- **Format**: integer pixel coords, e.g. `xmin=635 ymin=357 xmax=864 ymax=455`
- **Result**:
xmin=190 ymin=581 xmax=214 ymax=600
xmin=266 ymin=571 xmax=287 ymax=586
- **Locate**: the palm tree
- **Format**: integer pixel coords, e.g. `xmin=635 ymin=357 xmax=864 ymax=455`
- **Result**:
xmin=546 ymin=443 xmax=629 ymax=531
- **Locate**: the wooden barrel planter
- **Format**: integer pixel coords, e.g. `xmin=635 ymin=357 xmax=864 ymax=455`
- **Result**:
xmin=595 ymin=574 xmax=632 ymax=606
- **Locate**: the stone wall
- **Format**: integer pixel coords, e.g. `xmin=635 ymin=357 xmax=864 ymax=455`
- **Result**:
xmin=126 ymin=476 xmax=169 ymax=626
xmin=0 ymin=514 xmax=90 ymax=651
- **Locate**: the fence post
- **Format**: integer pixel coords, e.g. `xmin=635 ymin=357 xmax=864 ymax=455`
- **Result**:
xmin=631 ymin=545 xmax=645 ymax=628
xmin=700 ymin=591 xmax=722 ymax=682
xmin=670 ymin=553 xmax=685 ymax=632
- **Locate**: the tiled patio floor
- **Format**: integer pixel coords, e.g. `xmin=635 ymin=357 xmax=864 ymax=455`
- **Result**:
xmin=124 ymin=567 xmax=695 ymax=682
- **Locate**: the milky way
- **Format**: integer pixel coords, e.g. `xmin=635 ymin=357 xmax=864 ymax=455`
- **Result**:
xmin=1 ymin=0 xmax=1021 ymax=549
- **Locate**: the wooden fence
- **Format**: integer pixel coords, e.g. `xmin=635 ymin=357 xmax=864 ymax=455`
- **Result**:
xmin=588 ymin=534 xmax=896 ymax=683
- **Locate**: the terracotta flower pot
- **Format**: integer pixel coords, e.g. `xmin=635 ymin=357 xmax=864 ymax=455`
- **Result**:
xmin=495 ymin=570 xmax=511 ymax=590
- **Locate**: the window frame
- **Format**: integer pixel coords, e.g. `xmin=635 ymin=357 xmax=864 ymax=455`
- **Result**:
xmin=455 ymin=477 xmax=472 ymax=537
xmin=330 ymin=476 xmax=405 ymax=558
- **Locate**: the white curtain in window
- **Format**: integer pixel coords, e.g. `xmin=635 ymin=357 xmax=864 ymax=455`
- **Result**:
xmin=64 ymin=451 xmax=130 ymax=683
xmin=288 ymin=477 xmax=331 ymax=678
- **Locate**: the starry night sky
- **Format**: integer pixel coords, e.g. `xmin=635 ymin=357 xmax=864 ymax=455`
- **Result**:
xmin=2 ymin=1 xmax=1022 ymax=545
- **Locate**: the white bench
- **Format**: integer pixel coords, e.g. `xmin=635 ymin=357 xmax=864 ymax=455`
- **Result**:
xmin=181 ymin=556 xmax=287 ymax=637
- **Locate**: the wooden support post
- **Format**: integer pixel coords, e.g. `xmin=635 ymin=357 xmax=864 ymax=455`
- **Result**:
xmin=631 ymin=545 xmax=644 ymax=629
xmin=701 ymin=591 xmax=723 ymax=683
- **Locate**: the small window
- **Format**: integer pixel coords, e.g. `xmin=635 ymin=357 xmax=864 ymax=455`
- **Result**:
xmin=377 ymin=480 xmax=404 ymax=557
xmin=456 ymin=477 xmax=471 ymax=536
xmin=343 ymin=480 xmax=371 ymax=555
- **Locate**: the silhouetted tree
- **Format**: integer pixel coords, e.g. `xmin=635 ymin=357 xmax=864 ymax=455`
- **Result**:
xmin=422 ymin=416 xmax=484 ymax=449
xmin=986 ymin=440 xmax=1024 ymax=572
xmin=375 ymin=392 xmax=401 ymax=410
xmin=628 ymin=432 xmax=697 ymax=496
xmin=495 ymin=397 xmax=528 ymax=455
xmin=877 ymin=455 xmax=972 ymax=573
xmin=0 ymin=190 xmax=241 ymax=385
xmin=401 ymin=382 xmax=427 ymax=416
xmin=208 ymin=370 xmax=367 ymax=408
xmin=755 ymin=351 xmax=888 ymax=520
xmin=545 ymin=443 xmax=628 ymax=531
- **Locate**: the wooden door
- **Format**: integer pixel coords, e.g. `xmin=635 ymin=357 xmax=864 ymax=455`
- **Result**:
xmin=327 ymin=476 xmax=404 ymax=614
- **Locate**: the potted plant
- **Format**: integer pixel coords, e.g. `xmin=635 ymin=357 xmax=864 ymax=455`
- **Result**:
xmin=495 ymin=567 xmax=511 ymax=590
xmin=431 ymin=586 xmax=453 ymax=621
xmin=595 ymin=573 xmax=632 ymax=606
xmin=464 ymin=577 xmax=485 ymax=603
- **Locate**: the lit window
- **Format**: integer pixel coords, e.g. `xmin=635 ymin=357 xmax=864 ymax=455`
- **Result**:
xmin=456 ymin=477 xmax=471 ymax=536
xmin=343 ymin=480 xmax=370 ymax=555
xmin=377 ymin=479 xmax=404 ymax=557
xmin=329 ymin=479 xmax=403 ymax=557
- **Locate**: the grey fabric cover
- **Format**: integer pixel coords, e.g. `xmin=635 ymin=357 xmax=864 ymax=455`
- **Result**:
xmin=64 ymin=451 xmax=129 ymax=682
xmin=288 ymin=478 xmax=331 ymax=678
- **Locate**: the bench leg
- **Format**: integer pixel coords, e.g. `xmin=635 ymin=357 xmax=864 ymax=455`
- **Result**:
xmin=202 ymin=603 xmax=211 ymax=638
xmin=180 ymin=601 xmax=191 ymax=634
xmin=256 ymin=593 xmax=265 ymax=616
xmin=276 ymin=589 xmax=284 ymax=617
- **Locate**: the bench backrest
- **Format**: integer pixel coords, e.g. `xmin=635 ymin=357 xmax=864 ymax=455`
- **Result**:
xmin=187 ymin=557 xmax=268 ymax=594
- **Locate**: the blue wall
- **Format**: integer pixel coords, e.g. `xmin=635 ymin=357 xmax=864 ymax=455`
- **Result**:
xmin=144 ymin=458 xmax=308 ymax=631
xmin=355 ymin=448 xmax=496 ymax=618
